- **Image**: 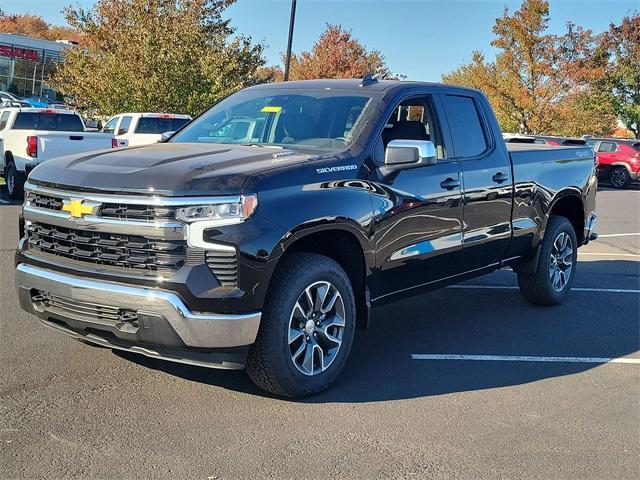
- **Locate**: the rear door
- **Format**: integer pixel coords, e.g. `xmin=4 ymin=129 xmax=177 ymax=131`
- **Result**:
xmin=370 ymin=91 xmax=464 ymax=301
xmin=439 ymin=89 xmax=513 ymax=270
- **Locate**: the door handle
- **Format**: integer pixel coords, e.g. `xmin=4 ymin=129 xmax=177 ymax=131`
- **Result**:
xmin=440 ymin=177 xmax=460 ymax=190
xmin=492 ymin=172 xmax=509 ymax=184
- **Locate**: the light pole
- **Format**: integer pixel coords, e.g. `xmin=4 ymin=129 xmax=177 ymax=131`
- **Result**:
xmin=283 ymin=0 xmax=297 ymax=81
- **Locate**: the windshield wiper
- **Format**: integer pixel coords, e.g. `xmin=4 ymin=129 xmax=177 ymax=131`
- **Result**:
xmin=240 ymin=143 xmax=284 ymax=149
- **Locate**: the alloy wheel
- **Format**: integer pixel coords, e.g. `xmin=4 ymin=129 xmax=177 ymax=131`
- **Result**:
xmin=549 ymin=232 xmax=573 ymax=292
xmin=287 ymin=281 xmax=346 ymax=376
xmin=609 ymin=168 xmax=628 ymax=188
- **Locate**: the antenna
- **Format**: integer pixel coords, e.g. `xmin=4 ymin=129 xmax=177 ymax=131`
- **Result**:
xmin=359 ymin=74 xmax=378 ymax=87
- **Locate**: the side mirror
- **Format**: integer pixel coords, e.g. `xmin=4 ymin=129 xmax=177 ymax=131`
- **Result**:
xmin=159 ymin=131 xmax=175 ymax=143
xmin=385 ymin=140 xmax=437 ymax=167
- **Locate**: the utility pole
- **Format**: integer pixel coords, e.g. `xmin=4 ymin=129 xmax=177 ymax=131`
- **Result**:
xmin=283 ymin=0 xmax=297 ymax=81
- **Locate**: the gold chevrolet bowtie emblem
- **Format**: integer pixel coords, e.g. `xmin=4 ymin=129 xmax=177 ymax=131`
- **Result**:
xmin=62 ymin=200 xmax=96 ymax=218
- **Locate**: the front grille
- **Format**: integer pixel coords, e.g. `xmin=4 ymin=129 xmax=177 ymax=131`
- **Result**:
xmin=27 ymin=221 xmax=187 ymax=275
xmin=99 ymin=203 xmax=175 ymax=222
xmin=205 ymin=250 xmax=237 ymax=286
xmin=26 ymin=190 xmax=176 ymax=222
xmin=25 ymin=191 xmax=64 ymax=211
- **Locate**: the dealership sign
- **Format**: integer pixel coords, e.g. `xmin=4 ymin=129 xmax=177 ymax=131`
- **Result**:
xmin=0 ymin=45 xmax=39 ymax=61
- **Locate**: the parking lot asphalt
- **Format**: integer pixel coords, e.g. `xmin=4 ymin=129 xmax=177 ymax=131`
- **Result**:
xmin=1 ymin=185 xmax=638 ymax=479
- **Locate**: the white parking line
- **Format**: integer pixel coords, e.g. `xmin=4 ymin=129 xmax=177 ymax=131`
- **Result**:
xmin=448 ymin=285 xmax=640 ymax=294
xmin=598 ymin=233 xmax=640 ymax=238
xmin=411 ymin=354 xmax=640 ymax=364
xmin=579 ymin=252 xmax=640 ymax=258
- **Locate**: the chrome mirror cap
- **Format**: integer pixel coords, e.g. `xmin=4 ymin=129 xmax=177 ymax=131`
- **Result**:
xmin=385 ymin=139 xmax=437 ymax=166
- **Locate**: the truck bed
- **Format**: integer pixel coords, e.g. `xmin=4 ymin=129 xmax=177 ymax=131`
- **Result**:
xmin=507 ymin=143 xmax=593 ymax=164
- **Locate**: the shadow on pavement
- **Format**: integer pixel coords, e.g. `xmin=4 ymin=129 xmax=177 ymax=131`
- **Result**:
xmin=116 ymin=259 xmax=640 ymax=403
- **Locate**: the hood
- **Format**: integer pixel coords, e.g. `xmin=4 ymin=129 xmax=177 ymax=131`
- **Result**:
xmin=29 ymin=143 xmax=316 ymax=196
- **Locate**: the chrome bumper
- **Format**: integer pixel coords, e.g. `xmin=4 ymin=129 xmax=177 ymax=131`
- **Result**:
xmin=15 ymin=263 xmax=261 ymax=349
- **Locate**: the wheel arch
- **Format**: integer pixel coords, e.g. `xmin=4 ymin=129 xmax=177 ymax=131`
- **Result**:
xmin=268 ymin=221 xmax=374 ymax=329
xmin=547 ymin=190 xmax=585 ymax=245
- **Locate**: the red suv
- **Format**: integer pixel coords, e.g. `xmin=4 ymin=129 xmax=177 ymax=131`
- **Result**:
xmin=587 ymin=138 xmax=640 ymax=189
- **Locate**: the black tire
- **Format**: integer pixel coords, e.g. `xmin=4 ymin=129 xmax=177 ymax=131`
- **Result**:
xmin=5 ymin=161 xmax=25 ymax=199
xmin=246 ymin=252 xmax=356 ymax=398
xmin=517 ymin=215 xmax=578 ymax=306
xmin=609 ymin=166 xmax=631 ymax=189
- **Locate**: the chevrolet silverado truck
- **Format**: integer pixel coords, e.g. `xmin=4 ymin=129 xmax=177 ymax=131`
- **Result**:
xmin=0 ymin=108 xmax=115 ymax=199
xmin=15 ymin=79 xmax=597 ymax=397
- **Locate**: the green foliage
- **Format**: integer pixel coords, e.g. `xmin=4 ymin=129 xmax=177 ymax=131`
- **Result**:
xmin=442 ymin=0 xmax=617 ymax=136
xmin=50 ymin=0 xmax=265 ymax=117
xmin=594 ymin=13 xmax=640 ymax=138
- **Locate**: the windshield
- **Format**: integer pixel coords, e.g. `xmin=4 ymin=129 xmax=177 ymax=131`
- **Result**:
xmin=171 ymin=88 xmax=376 ymax=153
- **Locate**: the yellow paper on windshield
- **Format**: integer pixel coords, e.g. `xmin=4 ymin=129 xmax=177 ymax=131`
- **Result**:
xmin=261 ymin=106 xmax=282 ymax=113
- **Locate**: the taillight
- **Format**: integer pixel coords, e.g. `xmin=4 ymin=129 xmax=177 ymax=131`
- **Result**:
xmin=111 ymin=138 xmax=118 ymax=148
xmin=26 ymin=136 xmax=37 ymax=158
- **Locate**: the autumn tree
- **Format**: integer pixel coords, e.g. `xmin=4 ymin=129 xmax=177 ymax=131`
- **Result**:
xmin=287 ymin=24 xmax=391 ymax=80
xmin=593 ymin=13 xmax=640 ymax=138
xmin=443 ymin=0 xmax=616 ymax=136
xmin=0 ymin=14 xmax=79 ymax=42
xmin=50 ymin=0 xmax=265 ymax=117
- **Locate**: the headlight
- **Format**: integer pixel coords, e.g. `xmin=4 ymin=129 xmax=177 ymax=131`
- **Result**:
xmin=176 ymin=195 xmax=258 ymax=225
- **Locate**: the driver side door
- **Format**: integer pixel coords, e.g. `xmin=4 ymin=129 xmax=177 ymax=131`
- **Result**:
xmin=369 ymin=93 xmax=464 ymax=303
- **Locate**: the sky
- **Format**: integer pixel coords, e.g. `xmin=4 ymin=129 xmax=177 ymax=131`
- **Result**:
xmin=1 ymin=0 xmax=637 ymax=81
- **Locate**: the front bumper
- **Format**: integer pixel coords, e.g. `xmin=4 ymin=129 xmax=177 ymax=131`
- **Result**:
xmin=16 ymin=263 xmax=262 ymax=368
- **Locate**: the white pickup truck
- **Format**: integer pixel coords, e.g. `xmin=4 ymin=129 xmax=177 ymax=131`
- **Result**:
xmin=0 ymin=108 xmax=114 ymax=198
xmin=104 ymin=112 xmax=191 ymax=147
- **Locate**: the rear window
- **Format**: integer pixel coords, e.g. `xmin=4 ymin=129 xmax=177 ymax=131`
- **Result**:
xmin=134 ymin=117 xmax=189 ymax=134
xmin=12 ymin=112 xmax=84 ymax=132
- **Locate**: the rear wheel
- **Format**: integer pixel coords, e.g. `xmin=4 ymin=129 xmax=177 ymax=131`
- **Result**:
xmin=5 ymin=162 xmax=25 ymax=199
xmin=517 ymin=215 xmax=577 ymax=306
xmin=609 ymin=166 xmax=631 ymax=189
xmin=246 ymin=252 xmax=356 ymax=398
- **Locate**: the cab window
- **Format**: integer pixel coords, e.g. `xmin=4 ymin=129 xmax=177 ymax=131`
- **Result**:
xmin=102 ymin=117 xmax=119 ymax=134
xmin=377 ymin=95 xmax=444 ymax=161
xmin=441 ymin=94 xmax=489 ymax=158
xmin=117 ymin=116 xmax=132 ymax=135
xmin=597 ymin=141 xmax=617 ymax=153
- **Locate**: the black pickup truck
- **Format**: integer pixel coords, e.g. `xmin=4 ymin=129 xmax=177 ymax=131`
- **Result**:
xmin=15 ymin=79 xmax=597 ymax=397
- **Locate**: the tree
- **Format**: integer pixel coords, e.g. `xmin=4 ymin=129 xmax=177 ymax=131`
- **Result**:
xmin=442 ymin=0 xmax=616 ymax=136
xmin=0 ymin=14 xmax=79 ymax=42
xmin=594 ymin=13 xmax=640 ymax=138
xmin=50 ymin=0 xmax=265 ymax=117
xmin=287 ymin=24 xmax=391 ymax=80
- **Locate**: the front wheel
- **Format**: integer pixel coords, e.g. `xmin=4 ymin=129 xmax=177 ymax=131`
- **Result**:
xmin=609 ymin=166 xmax=631 ymax=189
xmin=246 ymin=252 xmax=356 ymax=398
xmin=517 ymin=215 xmax=578 ymax=306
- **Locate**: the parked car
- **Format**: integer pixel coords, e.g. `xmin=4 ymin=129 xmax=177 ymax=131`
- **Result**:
xmin=15 ymin=79 xmax=597 ymax=397
xmin=585 ymin=137 xmax=640 ymax=189
xmin=1 ymin=100 xmax=33 ymax=109
xmin=0 ymin=108 xmax=115 ymax=198
xmin=21 ymin=96 xmax=56 ymax=108
xmin=0 ymin=91 xmax=21 ymax=103
xmin=103 ymin=112 xmax=191 ymax=147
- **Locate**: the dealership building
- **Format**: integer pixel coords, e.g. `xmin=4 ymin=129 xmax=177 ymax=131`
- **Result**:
xmin=0 ymin=33 xmax=71 ymax=100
